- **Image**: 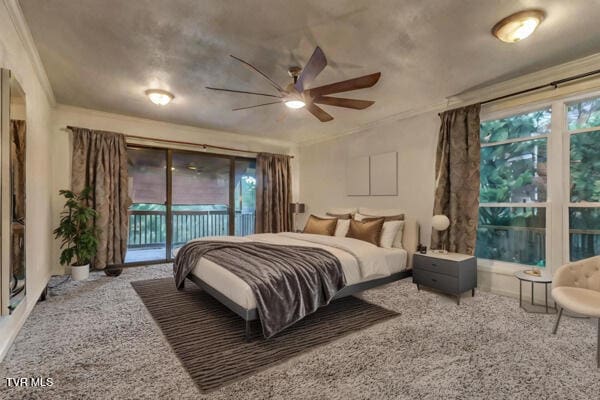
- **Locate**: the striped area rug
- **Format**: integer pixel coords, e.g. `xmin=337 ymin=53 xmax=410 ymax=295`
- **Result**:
xmin=131 ymin=277 xmax=399 ymax=392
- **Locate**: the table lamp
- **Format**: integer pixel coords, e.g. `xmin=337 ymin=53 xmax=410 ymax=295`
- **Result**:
xmin=291 ymin=202 xmax=306 ymax=232
xmin=432 ymin=214 xmax=450 ymax=253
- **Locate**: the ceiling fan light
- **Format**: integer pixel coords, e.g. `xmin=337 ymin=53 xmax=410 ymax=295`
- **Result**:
xmin=285 ymin=100 xmax=306 ymax=109
xmin=145 ymin=89 xmax=174 ymax=106
xmin=492 ymin=9 xmax=545 ymax=43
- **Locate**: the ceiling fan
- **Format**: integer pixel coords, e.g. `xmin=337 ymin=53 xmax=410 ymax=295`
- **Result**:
xmin=206 ymin=47 xmax=381 ymax=122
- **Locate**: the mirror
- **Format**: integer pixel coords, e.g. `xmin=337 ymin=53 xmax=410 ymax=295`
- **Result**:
xmin=1 ymin=69 xmax=27 ymax=315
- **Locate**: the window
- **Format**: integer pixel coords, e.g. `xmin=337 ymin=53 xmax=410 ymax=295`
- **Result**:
xmin=567 ymin=97 xmax=600 ymax=261
xmin=477 ymin=108 xmax=550 ymax=266
xmin=477 ymin=92 xmax=600 ymax=268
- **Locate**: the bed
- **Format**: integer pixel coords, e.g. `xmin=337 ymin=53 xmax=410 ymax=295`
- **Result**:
xmin=179 ymin=208 xmax=420 ymax=340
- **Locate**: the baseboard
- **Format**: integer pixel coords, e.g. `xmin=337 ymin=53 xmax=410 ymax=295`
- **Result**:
xmin=0 ymin=274 xmax=51 ymax=362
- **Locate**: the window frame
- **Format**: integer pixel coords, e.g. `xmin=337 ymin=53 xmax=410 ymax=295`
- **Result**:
xmin=478 ymin=104 xmax=553 ymax=270
xmin=478 ymin=88 xmax=600 ymax=274
xmin=563 ymin=93 xmax=600 ymax=264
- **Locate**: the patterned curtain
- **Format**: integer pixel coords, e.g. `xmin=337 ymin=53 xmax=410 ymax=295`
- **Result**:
xmin=70 ymin=127 xmax=131 ymax=269
xmin=10 ymin=120 xmax=26 ymax=221
xmin=255 ymin=153 xmax=293 ymax=233
xmin=431 ymin=104 xmax=481 ymax=255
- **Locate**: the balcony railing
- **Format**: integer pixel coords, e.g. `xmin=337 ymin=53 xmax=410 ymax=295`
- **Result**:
xmin=477 ymin=224 xmax=600 ymax=264
xmin=128 ymin=209 xmax=255 ymax=249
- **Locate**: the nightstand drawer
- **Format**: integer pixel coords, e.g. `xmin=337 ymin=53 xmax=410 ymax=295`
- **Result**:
xmin=414 ymin=255 xmax=459 ymax=277
xmin=413 ymin=269 xmax=459 ymax=293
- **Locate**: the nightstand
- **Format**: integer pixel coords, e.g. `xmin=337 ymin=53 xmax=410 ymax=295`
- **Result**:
xmin=413 ymin=252 xmax=477 ymax=305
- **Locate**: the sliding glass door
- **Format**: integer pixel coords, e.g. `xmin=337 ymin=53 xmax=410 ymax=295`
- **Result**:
xmin=126 ymin=147 xmax=168 ymax=263
xmin=171 ymin=152 xmax=231 ymax=257
xmin=124 ymin=146 xmax=255 ymax=265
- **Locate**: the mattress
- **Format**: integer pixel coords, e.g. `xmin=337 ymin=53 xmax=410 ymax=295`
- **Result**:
xmin=189 ymin=234 xmax=408 ymax=309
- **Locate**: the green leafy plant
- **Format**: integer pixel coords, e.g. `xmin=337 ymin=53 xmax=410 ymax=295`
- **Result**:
xmin=53 ymin=187 xmax=100 ymax=266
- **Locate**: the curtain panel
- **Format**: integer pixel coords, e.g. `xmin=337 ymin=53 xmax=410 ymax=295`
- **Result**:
xmin=255 ymin=153 xmax=293 ymax=233
xmin=70 ymin=127 xmax=131 ymax=269
xmin=10 ymin=120 xmax=26 ymax=221
xmin=431 ymin=104 xmax=481 ymax=255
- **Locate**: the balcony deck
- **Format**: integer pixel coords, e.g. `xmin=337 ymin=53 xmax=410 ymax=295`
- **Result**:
xmin=124 ymin=209 xmax=255 ymax=264
xmin=125 ymin=247 xmax=170 ymax=263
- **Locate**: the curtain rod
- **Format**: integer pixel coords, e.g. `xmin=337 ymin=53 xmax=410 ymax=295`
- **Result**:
xmin=65 ymin=126 xmax=294 ymax=158
xmin=440 ymin=68 xmax=600 ymax=114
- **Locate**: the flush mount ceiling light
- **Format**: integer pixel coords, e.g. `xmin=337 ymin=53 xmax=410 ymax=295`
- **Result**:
xmin=492 ymin=9 xmax=545 ymax=43
xmin=145 ymin=89 xmax=174 ymax=106
xmin=284 ymin=99 xmax=306 ymax=109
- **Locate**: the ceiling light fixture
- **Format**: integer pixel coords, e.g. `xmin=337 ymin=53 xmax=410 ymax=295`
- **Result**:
xmin=145 ymin=89 xmax=174 ymax=106
xmin=284 ymin=99 xmax=306 ymax=109
xmin=492 ymin=9 xmax=545 ymax=43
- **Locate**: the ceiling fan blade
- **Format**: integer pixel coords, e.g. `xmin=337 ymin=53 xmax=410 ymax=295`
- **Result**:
xmin=306 ymin=103 xmax=334 ymax=122
xmin=313 ymin=96 xmax=375 ymax=110
xmin=294 ymin=46 xmax=327 ymax=93
xmin=232 ymin=101 xmax=283 ymax=111
xmin=206 ymin=87 xmax=283 ymax=98
xmin=230 ymin=55 xmax=284 ymax=92
xmin=307 ymin=72 xmax=381 ymax=97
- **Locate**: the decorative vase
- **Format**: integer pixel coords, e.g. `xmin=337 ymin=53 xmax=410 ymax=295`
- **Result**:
xmin=71 ymin=264 xmax=89 ymax=281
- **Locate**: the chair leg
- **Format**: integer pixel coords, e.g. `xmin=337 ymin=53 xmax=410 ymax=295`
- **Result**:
xmin=552 ymin=307 xmax=563 ymax=335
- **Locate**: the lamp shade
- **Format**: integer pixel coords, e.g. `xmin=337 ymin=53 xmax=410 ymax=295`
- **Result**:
xmin=432 ymin=214 xmax=450 ymax=231
xmin=291 ymin=203 xmax=306 ymax=214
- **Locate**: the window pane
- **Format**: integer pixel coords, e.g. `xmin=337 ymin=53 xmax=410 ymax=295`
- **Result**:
xmin=569 ymin=208 xmax=600 ymax=261
xmin=126 ymin=147 xmax=167 ymax=263
xmin=570 ymin=130 xmax=600 ymax=202
xmin=567 ymin=97 xmax=600 ymax=131
xmin=480 ymin=108 xmax=551 ymax=144
xmin=476 ymin=207 xmax=546 ymax=266
xmin=480 ymin=139 xmax=547 ymax=202
xmin=234 ymin=159 xmax=256 ymax=236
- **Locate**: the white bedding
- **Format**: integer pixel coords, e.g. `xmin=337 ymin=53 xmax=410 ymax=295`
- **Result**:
xmin=188 ymin=232 xmax=408 ymax=309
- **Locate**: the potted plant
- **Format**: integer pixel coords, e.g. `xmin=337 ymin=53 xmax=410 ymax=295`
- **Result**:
xmin=53 ymin=187 xmax=99 ymax=281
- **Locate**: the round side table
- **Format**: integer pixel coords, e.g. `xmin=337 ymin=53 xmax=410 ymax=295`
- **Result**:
xmin=514 ymin=270 xmax=555 ymax=314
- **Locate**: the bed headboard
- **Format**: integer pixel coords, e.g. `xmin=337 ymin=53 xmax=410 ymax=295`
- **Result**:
xmin=402 ymin=216 xmax=420 ymax=269
xmin=357 ymin=207 xmax=420 ymax=269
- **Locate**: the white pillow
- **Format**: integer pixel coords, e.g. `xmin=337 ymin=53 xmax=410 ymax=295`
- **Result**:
xmin=380 ymin=220 xmax=404 ymax=248
xmin=315 ymin=214 xmax=351 ymax=237
xmin=354 ymin=212 xmax=405 ymax=248
xmin=334 ymin=219 xmax=351 ymax=237
xmin=391 ymin=221 xmax=405 ymax=249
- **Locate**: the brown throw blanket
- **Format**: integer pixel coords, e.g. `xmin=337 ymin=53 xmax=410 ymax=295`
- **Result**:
xmin=173 ymin=241 xmax=345 ymax=338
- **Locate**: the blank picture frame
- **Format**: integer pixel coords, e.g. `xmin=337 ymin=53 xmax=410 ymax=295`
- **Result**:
xmin=369 ymin=152 xmax=397 ymax=196
xmin=346 ymin=155 xmax=370 ymax=196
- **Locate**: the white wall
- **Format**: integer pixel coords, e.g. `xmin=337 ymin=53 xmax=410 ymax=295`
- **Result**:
xmin=0 ymin=2 xmax=55 ymax=361
xmin=298 ymin=112 xmax=555 ymax=301
xmin=299 ymin=112 xmax=439 ymax=245
xmin=50 ymin=105 xmax=298 ymax=274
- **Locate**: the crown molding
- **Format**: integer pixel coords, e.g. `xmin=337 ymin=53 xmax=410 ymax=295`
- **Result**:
xmin=445 ymin=52 xmax=600 ymax=108
xmin=3 ymin=0 xmax=56 ymax=105
xmin=300 ymin=52 xmax=600 ymax=147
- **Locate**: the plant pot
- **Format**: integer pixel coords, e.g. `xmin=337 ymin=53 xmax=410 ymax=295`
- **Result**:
xmin=71 ymin=264 xmax=89 ymax=281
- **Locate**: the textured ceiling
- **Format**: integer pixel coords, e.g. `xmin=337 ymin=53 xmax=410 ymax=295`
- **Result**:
xmin=19 ymin=0 xmax=600 ymax=143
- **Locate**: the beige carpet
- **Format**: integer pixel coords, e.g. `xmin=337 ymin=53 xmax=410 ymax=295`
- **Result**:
xmin=131 ymin=277 xmax=399 ymax=392
xmin=1 ymin=264 xmax=599 ymax=399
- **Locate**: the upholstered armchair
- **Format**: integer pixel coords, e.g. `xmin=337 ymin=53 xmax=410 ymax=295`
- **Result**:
xmin=551 ymin=255 xmax=600 ymax=367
